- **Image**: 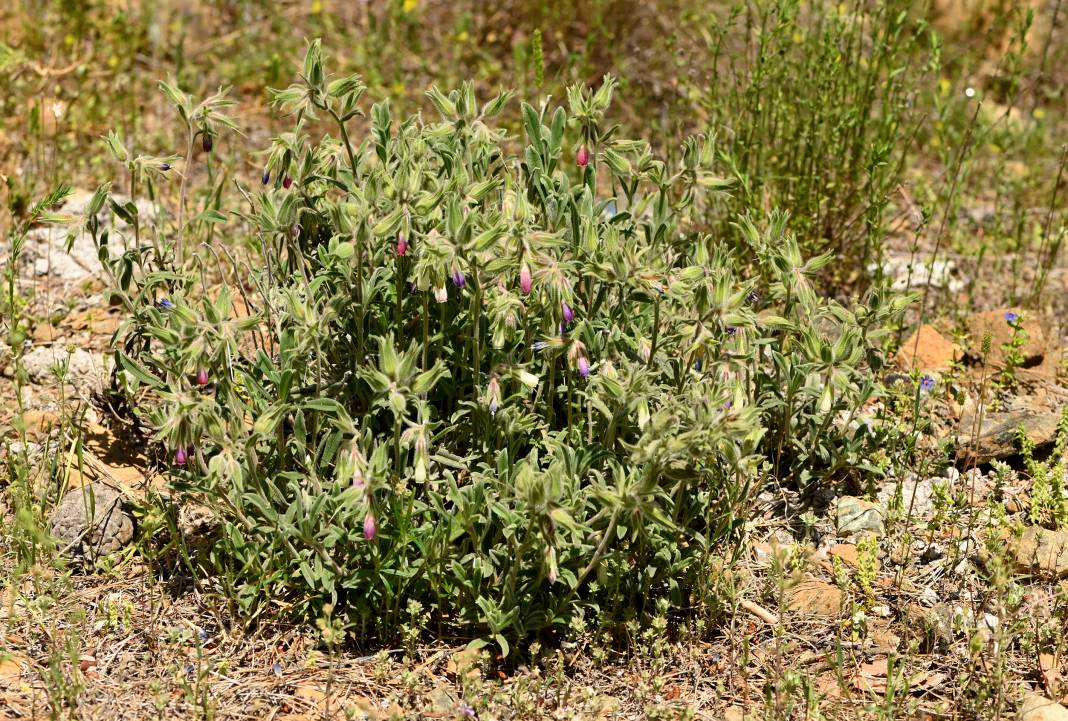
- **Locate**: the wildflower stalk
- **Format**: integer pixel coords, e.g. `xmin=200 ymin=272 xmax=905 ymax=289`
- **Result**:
xmin=647 ymin=297 xmax=660 ymax=369
xmin=329 ymin=108 xmax=360 ymax=179
xmin=176 ymin=128 xmax=195 ymax=266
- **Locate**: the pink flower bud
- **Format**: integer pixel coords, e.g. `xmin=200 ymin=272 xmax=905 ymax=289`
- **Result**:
xmin=202 ymin=134 xmax=213 ymax=153
xmin=282 ymin=176 xmax=293 ymax=190
xmin=175 ymin=446 xmax=188 ymax=466
xmin=576 ymin=144 xmax=590 ymax=168
xmin=363 ymin=512 xmax=377 ymax=541
xmin=577 ymin=355 xmax=590 ymax=378
xmin=195 ymin=368 xmax=209 ymax=386
xmin=519 ymin=264 xmax=532 ymax=295
xmin=487 ymin=376 xmax=501 ymax=416
xmin=396 ymin=234 xmax=408 ymax=257
xmin=452 ymin=269 xmax=466 ymax=288
xmin=562 ymin=302 xmax=574 ymax=324
xmin=434 ymin=285 xmax=448 ymax=303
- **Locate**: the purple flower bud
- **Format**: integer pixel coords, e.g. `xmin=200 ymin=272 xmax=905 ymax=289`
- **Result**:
xmin=175 ymin=446 xmax=188 ymax=466
xmin=261 ymin=169 xmax=270 ymax=185
xmin=562 ymin=302 xmax=574 ymax=324
xmin=576 ymin=144 xmax=590 ymax=168
xmin=202 ymin=134 xmax=213 ymax=153
xmin=452 ymin=269 xmax=465 ymax=288
xmin=196 ymin=368 xmax=209 ymax=386
xmin=396 ymin=234 xmax=408 ymax=257
xmin=160 ymin=162 xmax=171 ymax=171
xmin=282 ymin=176 xmax=293 ymax=190
xmin=519 ymin=264 xmax=532 ymax=295
xmin=577 ymin=356 xmax=590 ymax=378
xmin=363 ymin=512 xmax=377 ymax=541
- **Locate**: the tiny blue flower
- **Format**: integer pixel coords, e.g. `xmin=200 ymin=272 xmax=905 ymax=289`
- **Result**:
xmin=531 ymin=341 xmax=549 ymax=353
xmin=160 ymin=162 xmax=171 ymax=171
xmin=271 ymin=662 xmax=283 ymax=676
xmin=920 ymin=374 xmax=935 ymax=391
xmin=726 ymin=326 xmax=737 ymax=336
xmin=1004 ymin=311 xmax=1019 ymax=323
xmin=603 ymin=201 xmax=618 ymax=219
xmin=158 ymin=298 xmax=174 ymax=310
xmin=197 ymin=628 xmax=209 ymax=642
xmin=184 ymin=663 xmax=195 ymax=676
xmin=459 ymin=704 xmax=476 ymax=718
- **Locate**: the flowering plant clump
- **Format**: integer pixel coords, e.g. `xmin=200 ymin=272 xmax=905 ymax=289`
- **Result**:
xmin=83 ymin=42 xmax=908 ymax=650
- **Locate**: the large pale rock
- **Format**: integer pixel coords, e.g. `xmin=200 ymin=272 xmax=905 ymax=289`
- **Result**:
xmin=15 ymin=189 xmax=154 ymax=287
xmin=1012 ymin=527 xmax=1068 ymax=579
xmin=956 ymin=408 xmax=1060 ymax=465
xmin=20 ymin=346 xmax=108 ymax=394
xmin=49 ymin=483 xmax=134 ymax=558
xmin=1019 ymin=693 xmax=1068 ymax=721
xmin=896 ymin=324 xmax=962 ymax=372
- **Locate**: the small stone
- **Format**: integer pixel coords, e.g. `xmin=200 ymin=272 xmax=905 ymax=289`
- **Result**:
xmin=786 ymin=576 xmax=843 ymax=618
xmin=869 ymin=623 xmax=901 ymax=654
xmin=921 ymin=543 xmax=945 ymax=563
xmin=903 ymin=602 xmax=952 ymax=647
xmin=836 ymin=496 xmax=885 ymax=537
xmin=49 ymin=483 xmax=134 ymax=558
xmin=1018 ymin=693 xmax=1068 ymax=721
xmin=878 ymin=476 xmax=935 ymax=520
xmin=723 ymin=706 xmax=747 ymax=721
xmin=1012 ymin=526 xmax=1068 ymax=578
xmin=896 ymin=324 xmax=962 ymax=372
xmin=829 ymin=543 xmax=859 ymax=568
xmin=918 ymin=587 xmax=939 ymax=607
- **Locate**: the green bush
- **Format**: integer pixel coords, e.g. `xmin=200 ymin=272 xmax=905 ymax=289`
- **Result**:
xmin=82 ymin=41 xmax=908 ymax=650
xmin=694 ymin=0 xmax=937 ymax=280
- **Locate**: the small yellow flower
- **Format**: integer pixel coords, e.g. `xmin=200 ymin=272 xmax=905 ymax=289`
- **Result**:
xmin=402 ymin=0 xmax=418 ymax=12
